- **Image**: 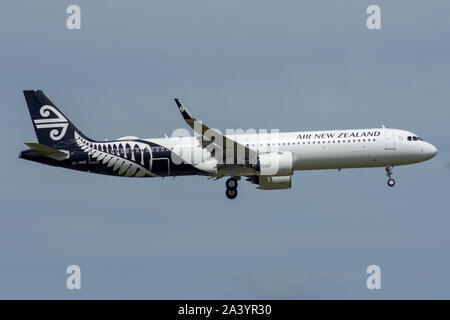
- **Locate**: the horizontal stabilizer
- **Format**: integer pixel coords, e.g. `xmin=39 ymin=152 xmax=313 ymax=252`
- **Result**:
xmin=25 ymin=143 xmax=70 ymax=161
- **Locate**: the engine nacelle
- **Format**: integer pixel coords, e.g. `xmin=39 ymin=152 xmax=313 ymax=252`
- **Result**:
xmin=257 ymin=175 xmax=292 ymax=190
xmin=257 ymin=151 xmax=293 ymax=176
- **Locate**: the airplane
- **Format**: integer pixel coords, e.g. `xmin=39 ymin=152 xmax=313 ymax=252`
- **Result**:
xmin=19 ymin=90 xmax=437 ymax=199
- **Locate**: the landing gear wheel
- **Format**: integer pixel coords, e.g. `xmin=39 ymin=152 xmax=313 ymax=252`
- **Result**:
xmin=387 ymin=178 xmax=396 ymax=187
xmin=385 ymin=166 xmax=396 ymax=188
xmin=226 ymin=188 xmax=238 ymax=199
xmin=226 ymin=178 xmax=238 ymax=189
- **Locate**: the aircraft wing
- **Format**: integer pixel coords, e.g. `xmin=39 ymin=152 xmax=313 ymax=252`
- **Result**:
xmin=174 ymin=99 xmax=258 ymax=165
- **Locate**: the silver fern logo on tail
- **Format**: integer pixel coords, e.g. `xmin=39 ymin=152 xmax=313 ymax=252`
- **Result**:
xmin=33 ymin=105 xmax=69 ymax=140
xmin=74 ymin=132 xmax=157 ymax=177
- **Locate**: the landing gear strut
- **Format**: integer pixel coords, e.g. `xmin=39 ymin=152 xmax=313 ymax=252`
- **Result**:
xmin=385 ymin=166 xmax=395 ymax=187
xmin=225 ymin=177 xmax=238 ymax=199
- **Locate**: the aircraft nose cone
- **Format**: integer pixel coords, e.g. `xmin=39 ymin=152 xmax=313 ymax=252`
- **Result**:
xmin=423 ymin=143 xmax=437 ymax=159
xmin=428 ymin=144 xmax=438 ymax=158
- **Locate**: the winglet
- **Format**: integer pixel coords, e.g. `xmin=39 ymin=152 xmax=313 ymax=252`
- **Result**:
xmin=174 ymin=98 xmax=193 ymax=120
xmin=174 ymin=98 xmax=199 ymax=131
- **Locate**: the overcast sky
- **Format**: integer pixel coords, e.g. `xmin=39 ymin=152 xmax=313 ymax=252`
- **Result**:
xmin=1 ymin=0 xmax=449 ymax=299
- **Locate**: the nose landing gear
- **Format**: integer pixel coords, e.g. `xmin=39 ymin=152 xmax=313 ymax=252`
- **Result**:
xmin=385 ymin=166 xmax=395 ymax=187
xmin=225 ymin=177 xmax=239 ymax=199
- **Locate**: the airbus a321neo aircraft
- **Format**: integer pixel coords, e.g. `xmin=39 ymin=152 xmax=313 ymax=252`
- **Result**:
xmin=19 ymin=90 xmax=437 ymax=199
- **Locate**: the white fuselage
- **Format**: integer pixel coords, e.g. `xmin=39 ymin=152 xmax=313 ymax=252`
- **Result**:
xmin=149 ymin=127 xmax=437 ymax=175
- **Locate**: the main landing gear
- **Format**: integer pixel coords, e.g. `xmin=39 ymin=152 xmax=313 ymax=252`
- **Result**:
xmin=225 ymin=177 xmax=239 ymax=199
xmin=385 ymin=166 xmax=396 ymax=187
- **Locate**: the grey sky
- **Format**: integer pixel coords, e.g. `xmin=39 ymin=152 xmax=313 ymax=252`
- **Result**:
xmin=0 ymin=0 xmax=449 ymax=298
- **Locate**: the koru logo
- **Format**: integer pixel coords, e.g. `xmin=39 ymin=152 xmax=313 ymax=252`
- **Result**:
xmin=33 ymin=105 xmax=69 ymax=141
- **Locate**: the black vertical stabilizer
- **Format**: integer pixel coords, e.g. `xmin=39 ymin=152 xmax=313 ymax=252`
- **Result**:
xmin=23 ymin=90 xmax=90 ymax=146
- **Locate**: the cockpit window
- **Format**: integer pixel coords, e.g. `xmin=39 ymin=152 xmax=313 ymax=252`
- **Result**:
xmin=408 ymin=136 xmax=423 ymax=141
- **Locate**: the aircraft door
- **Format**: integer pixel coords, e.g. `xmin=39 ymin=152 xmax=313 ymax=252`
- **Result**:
xmin=384 ymin=129 xmax=396 ymax=150
xmin=152 ymin=158 xmax=170 ymax=176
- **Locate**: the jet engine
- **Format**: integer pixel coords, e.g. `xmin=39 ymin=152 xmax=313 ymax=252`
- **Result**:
xmin=247 ymin=175 xmax=292 ymax=190
xmin=256 ymin=151 xmax=293 ymax=176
